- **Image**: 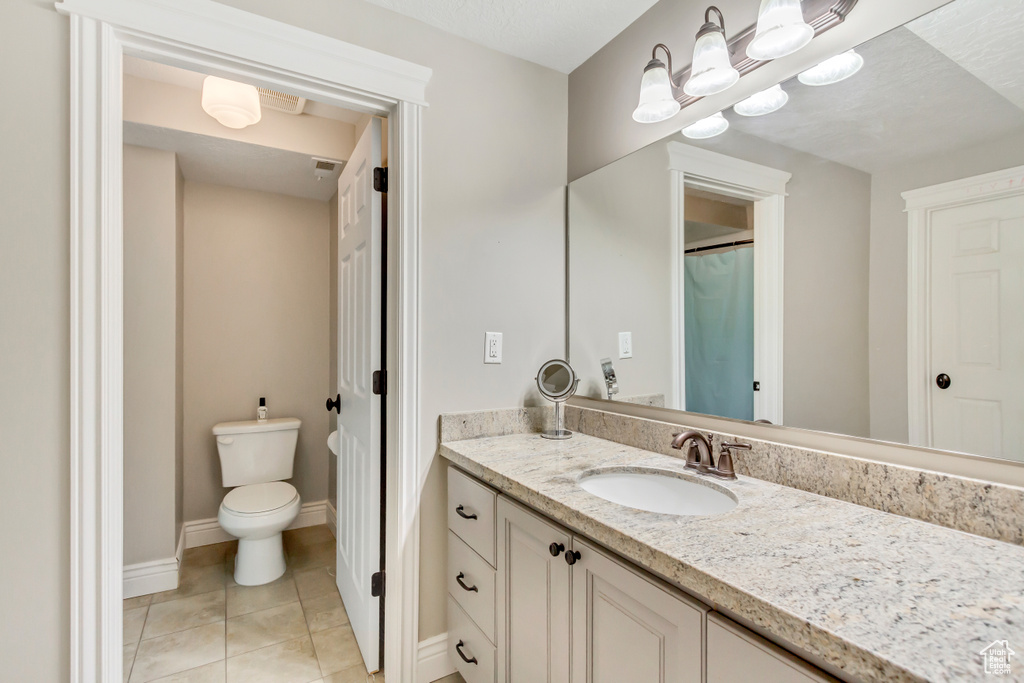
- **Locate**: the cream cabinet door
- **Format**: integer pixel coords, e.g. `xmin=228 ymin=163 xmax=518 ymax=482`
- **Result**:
xmin=496 ymin=497 xmax=571 ymax=683
xmin=571 ymin=538 xmax=705 ymax=683
xmin=707 ymin=613 xmax=837 ymax=683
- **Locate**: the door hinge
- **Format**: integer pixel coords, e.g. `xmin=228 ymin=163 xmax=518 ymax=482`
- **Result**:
xmin=371 ymin=571 xmax=384 ymax=598
xmin=753 ymin=381 xmax=760 ymax=391
xmin=373 ymin=167 xmax=388 ymax=193
xmin=372 ymin=370 xmax=386 ymax=396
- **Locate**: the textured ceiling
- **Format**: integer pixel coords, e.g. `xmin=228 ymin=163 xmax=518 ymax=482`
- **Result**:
xmin=361 ymin=0 xmax=660 ymax=73
xmin=125 ymin=123 xmax=343 ymax=202
xmin=725 ymin=23 xmax=1024 ymax=174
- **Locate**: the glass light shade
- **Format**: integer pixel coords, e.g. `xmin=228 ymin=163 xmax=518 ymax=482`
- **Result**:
xmin=683 ymin=31 xmax=740 ymax=97
xmin=797 ymin=49 xmax=864 ymax=86
xmin=746 ymin=0 xmax=814 ymax=61
xmin=632 ymin=61 xmax=682 ymax=123
xmin=681 ymin=112 xmax=729 ymax=139
xmin=201 ymin=76 xmax=262 ymax=129
xmin=733 ymin=84 xmax=789 ymax=116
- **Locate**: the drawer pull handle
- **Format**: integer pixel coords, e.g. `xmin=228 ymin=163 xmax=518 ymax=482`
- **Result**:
xmin=455 ymin=640 xmax=478 ymax=665
xmin=549 ymin=542 xmax=565 ymax=557
xmin=565 ymin=549 xmax=581 ymax=566
xmin=455 ymin=505 xmax=478 ymax=520
xmin=455 ymin=572 xmax=478 ymax=593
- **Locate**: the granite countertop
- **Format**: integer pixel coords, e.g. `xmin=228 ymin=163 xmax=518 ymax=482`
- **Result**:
xmin=440 ymin=432 xmax=1024 ymax=683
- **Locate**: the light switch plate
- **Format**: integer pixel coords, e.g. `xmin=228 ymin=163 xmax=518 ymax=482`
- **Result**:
xmin=484 ymin=332 xmax=503 ymax=364
xmin=618 ymin=332 xmax=632 ymax=359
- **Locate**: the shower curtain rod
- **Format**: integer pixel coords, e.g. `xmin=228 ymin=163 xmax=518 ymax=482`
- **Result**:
xmin=685 ymin=238 xmax=753 ymax=254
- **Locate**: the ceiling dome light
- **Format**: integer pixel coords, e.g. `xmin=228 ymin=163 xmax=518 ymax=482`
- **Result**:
xmin=733 ymin=84 xmax=789 ymax=116
xmin=797 ymin=49 xmax=864 ymax=86
xmin=681 ymin=112 xmax=729 ymax=139
xmin=633 ymin=55 xmax=682 ymax=123
xmin=201 ymin=76 xmax=262 ymax=129
xmin=746 ymin=0 xmax=814 ymax=61
xmin=683 ymin=7 xmax=740 ymax=98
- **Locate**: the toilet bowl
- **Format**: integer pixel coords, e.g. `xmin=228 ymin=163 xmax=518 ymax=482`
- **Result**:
xmin=213 ymin=417 xmax=302 ymax=586
xmin=218 ymin=481 xmax=301 ymax=585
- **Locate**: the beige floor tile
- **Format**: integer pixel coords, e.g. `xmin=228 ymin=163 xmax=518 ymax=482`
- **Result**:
xmin=310 ymin=625 xmax=364 ymax=677
xmin=152 ymin=563 xmax=226 ymax=604
xmin=183 ymin=542 xmax=237 ymax=568
xmin=130 ymin=622 xmax=225 ymax=683
xmin=227 ymin=601 xmax=309 ymax=658
xmin=300 ymin=592 xmax=348 ymax=633
xmin=125 ymin=594 xmax=154 ymax=611
xmin=124 ymin=641 xmax=139 ymax=683
xmin=226 ymin=636 xmax=322 ymax=683
xmin=319 ymin=664 xmax=373 ymax=682
xmin=226 ymin=576 xmax=299 ymax=618
xmin=287 ymin=544 xmax=335 ymax=572
xmin=283 ymin=525 xmax=335 ymax=551
xmin=142 ymin=590 xmax=226 ymax=640
xmin=431 ymin=674 xmax=463 ymax=683
xmin=294 ymin=567 xmax=339 ymax=601
xmin=149 ymin=661 xmax=226 ymax=683
xmin=124 ymin=605 xmax=149 ymax=645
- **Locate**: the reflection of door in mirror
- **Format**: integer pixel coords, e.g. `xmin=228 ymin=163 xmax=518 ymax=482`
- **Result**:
xmin=906 ymin=169 xmax=1024 ymax=460
xmin=682 ymin=189 xmax=754 ymax=421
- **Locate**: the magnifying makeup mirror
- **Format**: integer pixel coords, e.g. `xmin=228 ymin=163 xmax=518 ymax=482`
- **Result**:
xmin=536 ymin=359 xmax=579 ymax=439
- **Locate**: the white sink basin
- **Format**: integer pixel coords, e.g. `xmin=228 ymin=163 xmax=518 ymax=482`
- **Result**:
xmin=578 ymin=469 xmax=737 ymax=516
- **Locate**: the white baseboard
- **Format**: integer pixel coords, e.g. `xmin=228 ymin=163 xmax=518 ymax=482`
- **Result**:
xmin=326 ymin=499 xmax=337 ymax=539
xmin=417 ymin=632 xmax=455 ymax=683
xmin=124 ymin=557 xmax=179 ymax=599
xmin=184 ymin=499 xmax=329 ymax=549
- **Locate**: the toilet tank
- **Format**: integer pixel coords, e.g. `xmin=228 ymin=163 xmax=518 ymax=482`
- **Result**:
xmin=213 ymin=417 xmax=301 ymax=487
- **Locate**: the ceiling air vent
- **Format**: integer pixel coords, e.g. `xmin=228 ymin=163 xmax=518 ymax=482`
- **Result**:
xmin=312 ymin=158 xmax=345 ymax=182
xmin=257 ymin=87 xmax=307 ymax=115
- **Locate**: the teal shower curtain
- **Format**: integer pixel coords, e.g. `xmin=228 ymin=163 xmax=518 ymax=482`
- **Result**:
xmin=684 ymin=247 xmax=754 ymax=421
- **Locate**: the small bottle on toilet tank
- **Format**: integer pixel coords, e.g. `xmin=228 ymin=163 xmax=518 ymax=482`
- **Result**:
xmin=257 ymin=397 xmax=268 ymax=422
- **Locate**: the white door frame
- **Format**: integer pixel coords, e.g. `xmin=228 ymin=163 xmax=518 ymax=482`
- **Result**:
xmin=667 ymin=142 xmax=789 ymax=424
xmin=59 ymin=1 xmax=431 ymax=681
xmin=904 ymin=163 xmax=1024 ymax=448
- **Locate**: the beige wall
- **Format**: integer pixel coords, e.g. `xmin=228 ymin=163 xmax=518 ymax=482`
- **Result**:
xmin=569 ymin=133 xmax=872 ymax=437
xmin=182 ymin=182 xmax=331 ymax=521
xmin=867 ymin=130 xmax=1024 ymax=443
xmin=4 ymin=0 xmax=565 ymax=671
xmin=123 ymin=145 xmax=184 ymax=565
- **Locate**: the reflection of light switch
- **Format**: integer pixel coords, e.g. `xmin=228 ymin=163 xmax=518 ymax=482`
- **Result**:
xmin=484 ymin=332 xmax=503 ymax=364
xmin=619 ymin=332 xmax=632 ymax=359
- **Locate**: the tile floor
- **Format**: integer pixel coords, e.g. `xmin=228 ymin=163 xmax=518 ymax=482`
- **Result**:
xmin=123 ymin=525 xmax=380 ymax=683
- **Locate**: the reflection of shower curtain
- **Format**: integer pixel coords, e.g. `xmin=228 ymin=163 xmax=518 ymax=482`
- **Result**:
xmin=684 ymin=247 xmax=754 ymax=420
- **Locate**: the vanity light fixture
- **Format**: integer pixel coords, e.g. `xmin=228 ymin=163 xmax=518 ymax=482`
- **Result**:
xmin=797 ymin=49 xmax=864 ymax=86
xmin=746 ymin=0 xmax=814 ymax=61
xmin=201 ymin=75 xmax=262 ymax=129
xmin=632 ymin=44 xmax=683 ymax=123
xmin=683 ymin=7 xmax=740 ymax=97
xmin=733 ymin=84 xmax=789 ymax=116
xmin=681 ymin=112 xmax=729 ymax=139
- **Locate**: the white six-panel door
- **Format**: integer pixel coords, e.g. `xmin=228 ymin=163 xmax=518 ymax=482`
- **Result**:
xmin=929 ymin=194 xmax=1024 ymax=460
xmin=336 ymin=117 xmax=384 ymax=672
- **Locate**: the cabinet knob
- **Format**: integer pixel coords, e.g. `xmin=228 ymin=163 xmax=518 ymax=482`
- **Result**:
xmin=564 ymin=549 xmax=581 ymax=566
xmin=548 ymin=542 xmax=565 ymax=557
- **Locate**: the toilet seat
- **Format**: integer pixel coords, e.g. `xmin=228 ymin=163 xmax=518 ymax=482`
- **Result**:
xmin=222 ymin=481 xmax=298 ymax=516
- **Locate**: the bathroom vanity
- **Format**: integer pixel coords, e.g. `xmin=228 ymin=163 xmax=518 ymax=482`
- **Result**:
xmin=440 ymin=415 xmax=1024 ymax=683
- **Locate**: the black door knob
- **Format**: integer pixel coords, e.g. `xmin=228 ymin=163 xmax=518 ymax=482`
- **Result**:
xmin=548 ymin=542 xmax=564 ymax=557
xmin=326 ymin=394 xmax=341 ymax=413
xmin=564 ymin=549 xmax=581 ymax=566
xmin=936 ymin=374 xmax=951 ymax=390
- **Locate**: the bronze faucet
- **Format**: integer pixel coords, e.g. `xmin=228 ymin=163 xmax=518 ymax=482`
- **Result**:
xmin=670 ymin=430 xmax=714 ymax=473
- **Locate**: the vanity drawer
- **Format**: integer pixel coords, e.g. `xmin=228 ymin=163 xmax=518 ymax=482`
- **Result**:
xmin=448 ymin=530 xmax=496 ymax=643
xmin=449 ymin=595 xmax=496 ymax=683
xmin=448 ymin=467 xmax=496 ymax=566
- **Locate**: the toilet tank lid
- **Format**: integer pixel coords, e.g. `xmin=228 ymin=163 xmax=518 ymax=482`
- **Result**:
xmin=213 ymin=417 xmax=301 ymax=436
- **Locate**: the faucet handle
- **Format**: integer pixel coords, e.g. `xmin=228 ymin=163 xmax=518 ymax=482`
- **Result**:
xmin=716 ymin=442 xmax=751 ymax=480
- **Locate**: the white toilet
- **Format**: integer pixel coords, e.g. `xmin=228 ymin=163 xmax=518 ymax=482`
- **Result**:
xmin=214 ymin=417 xmax=302 ymax=586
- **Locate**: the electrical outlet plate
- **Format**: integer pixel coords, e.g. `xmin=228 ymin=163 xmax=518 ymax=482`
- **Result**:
xmin=484 ymin=331 xmax=503 ymax=364
xmin=618 ymin=332 xmax=633 ymax=359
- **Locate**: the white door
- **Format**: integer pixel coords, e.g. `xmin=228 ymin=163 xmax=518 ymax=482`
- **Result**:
xmin=336 ymin=117 xmax=383 ymax=672
xmin=570 ymin=538 xmax=705 ymax=683
xmin=496 ymin=497 xmax=571 ymax=683
xmin=929 ymin=193 xmax=1024 ymax=460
